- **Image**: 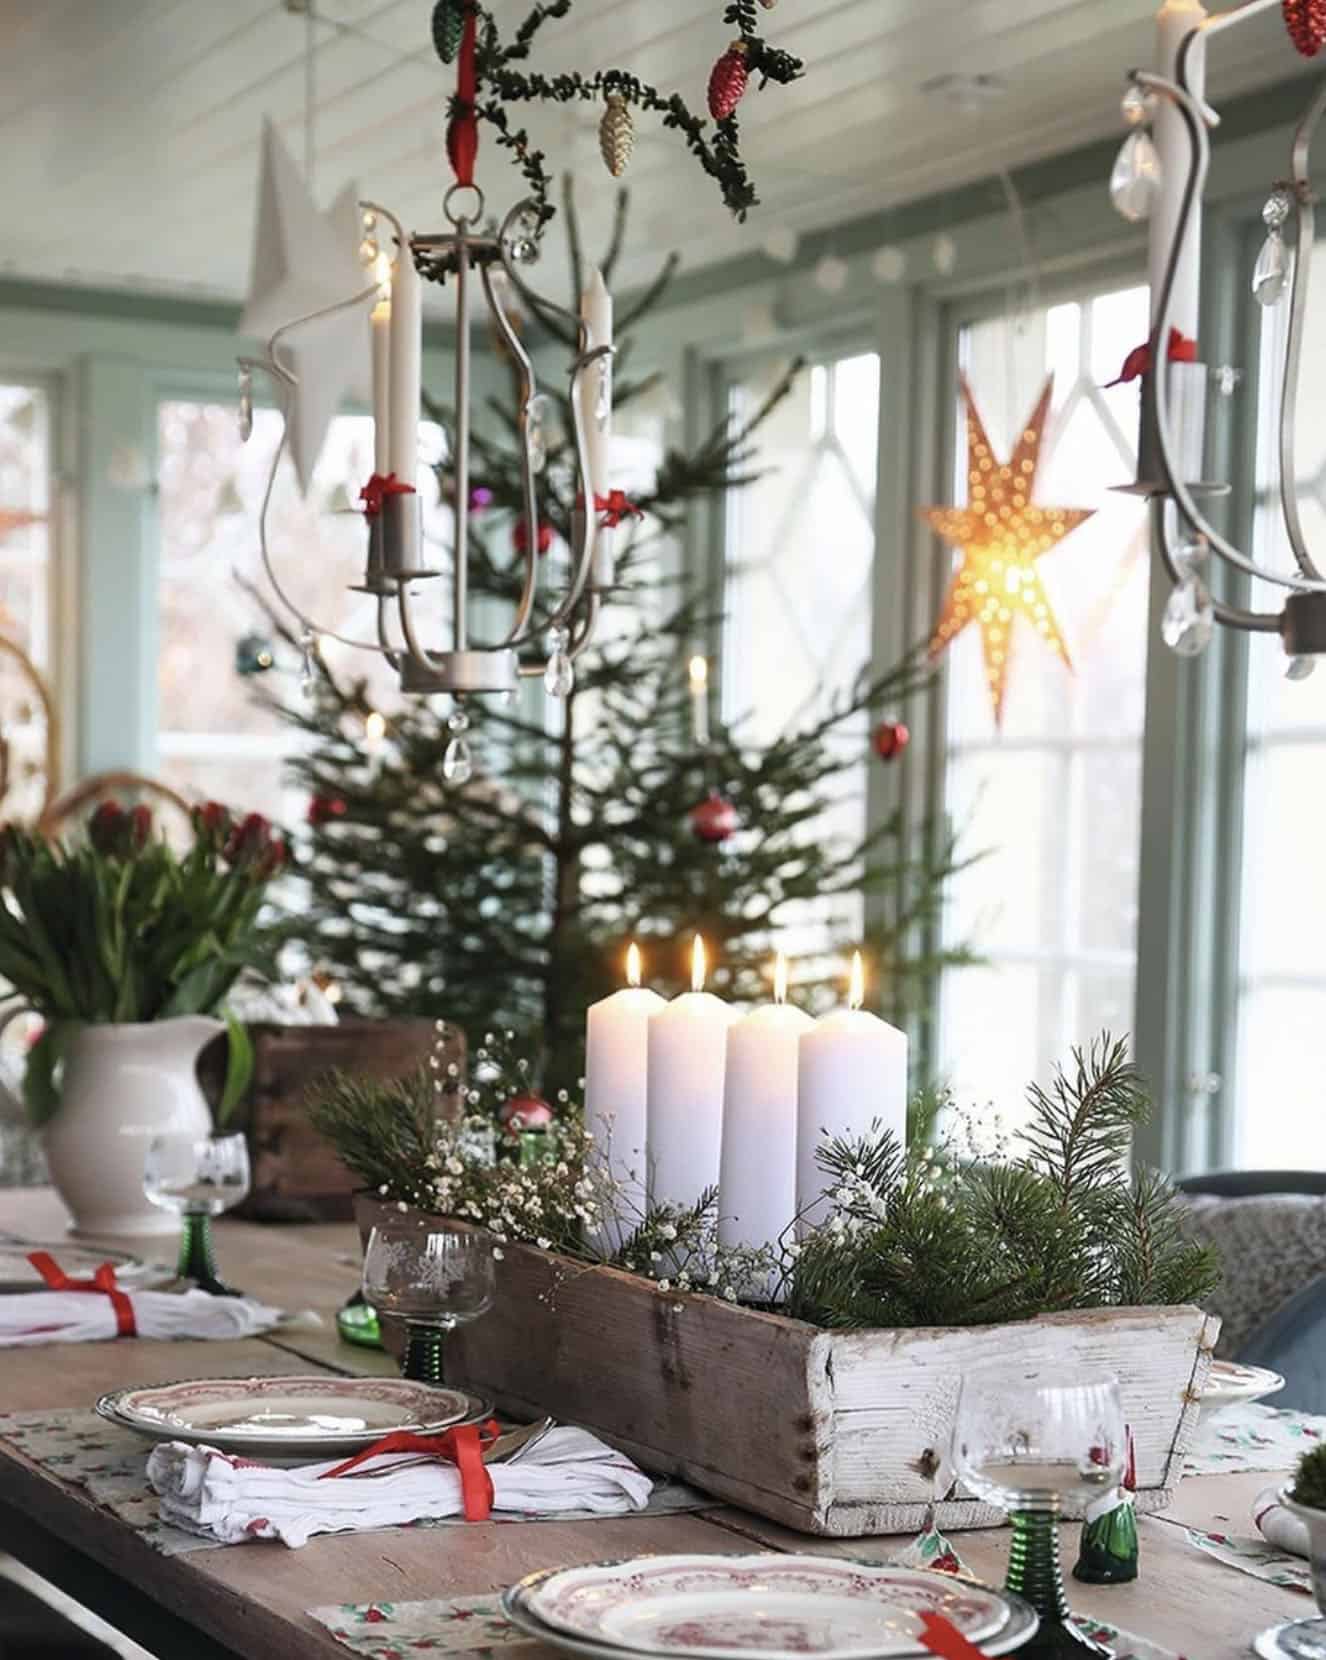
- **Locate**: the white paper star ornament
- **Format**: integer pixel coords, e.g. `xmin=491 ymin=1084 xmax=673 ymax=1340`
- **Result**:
xmin=239 ymin=120 xmax=373 ymax=494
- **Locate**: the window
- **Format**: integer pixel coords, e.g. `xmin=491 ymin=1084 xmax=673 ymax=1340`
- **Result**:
xmin=1235 ymin=237 xmax=1326 ymax=1166
xmin=718 ymin=349 xmax=881 ymax=947
xmin=155 ymin=402 xmax=443 ymax=825
xmin=0 ymin=381 xmax=56 ymax=825
xmin=937 ymin=285 xmax=1151 ymax=1117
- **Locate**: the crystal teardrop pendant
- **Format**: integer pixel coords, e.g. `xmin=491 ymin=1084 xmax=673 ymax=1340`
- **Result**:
xmin=1110 ymin=130 xmax=1161 ymax=224
xmin=543 ymin=628 xmax=574 ymax=697
xmin=1161 ymin=574 xmax=1215 ymax=657
xmin=1287 ymin=654 xmax=1317 ymax=681
xmin=298 ymin=627 xmax=316 ymax=698
xmin=442 ymin=736 xmax=473 ymax=783
xmin=526 ymin=395 xmax=547 ymax=474
xmin=238 ymin=367 xmax=254 ymax=442
xmin=1120 ymin=84 xmax=1150 ymax=126
xmin=1253 ymin=230 xmax=1289 ymax=306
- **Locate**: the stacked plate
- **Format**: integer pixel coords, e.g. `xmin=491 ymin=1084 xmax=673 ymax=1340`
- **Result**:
xmin=1199 ymin=1359 xmax=1286 ymax=1414
xmin=0 ymin=1241 xmax=168 ymax=1293
xmin=503 ymin=1555 xmax=1039 ymax=1660
xmin=97 ymin=1374 xmax=491 ymax=1465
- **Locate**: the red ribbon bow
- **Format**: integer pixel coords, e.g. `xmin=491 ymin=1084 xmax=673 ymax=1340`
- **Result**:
xmin=359 ymin=472 xmax=418 ymax=519
xmin=319 ymin=1420 xmax=500 ymax=1521
xmin=595 ymin=490 xmax=643 ymax=529
xmin=446 ymin=9 xmax=480 ymax=186
xmin=1105 ymin=326 xmax=1198 ymax=387
xmin=917 ymin=1613 xmax=991 ymax=1660
xmin=27 ymin=1250 xmax=136 ymax=1337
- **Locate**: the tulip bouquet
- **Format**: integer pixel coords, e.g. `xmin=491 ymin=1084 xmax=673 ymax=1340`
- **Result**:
xmin=0 ymin=801 xmax=285 ymax=1122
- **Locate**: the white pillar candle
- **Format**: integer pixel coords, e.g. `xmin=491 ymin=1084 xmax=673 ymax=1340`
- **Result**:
xmin=796 ymin=953 xmax=908 ymax=1230
xmin=579 ymin=266 xmax=613 ymax=586
xmin=585 ymin=942 xmax=665 ymax=1227
xmin=689 ymin=654 xmax=710 ymax=748
xmin=646 ymin=936 xmax=737 ymax=1212
xmin=388 ymin=226 xmax=422 ymax=486
xmin=719 ymin=953 xmax=811 ymax=1253
xmin=370 ymin=253 xmax=391 ymax=476
xmin=1151 ymin=1 xmax=1206 ymax=339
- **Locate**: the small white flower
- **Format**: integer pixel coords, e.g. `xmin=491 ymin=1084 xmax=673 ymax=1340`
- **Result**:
xmin=657 ymin=1279 xmax=671 ymax=1293
xmin=649 ymin=1250 xmax=662 ymax=1263
xmin=722 ymin=1286 xmax=738 ymax=1302
xmin=378 ymin=1183 xmax=389 ymax=1195
xmin=659 ymin=1223 xmax=677 ymax=1241
xmin=537 ymin=1236 xmax=552 ymax=1250
xmin=492 ymin=1247 xmax=504 ymax=1261
xmin=396 ymin=1200 xmax=408 ymax=1212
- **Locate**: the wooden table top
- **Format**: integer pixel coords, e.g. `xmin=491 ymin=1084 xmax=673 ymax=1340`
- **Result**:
xmin=0 ymin=1187 xmax=1306 ymax=1660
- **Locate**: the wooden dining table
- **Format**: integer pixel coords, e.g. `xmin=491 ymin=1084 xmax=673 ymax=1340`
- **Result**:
xmin=0 ymin=1187 xmax=1307 ymax=1660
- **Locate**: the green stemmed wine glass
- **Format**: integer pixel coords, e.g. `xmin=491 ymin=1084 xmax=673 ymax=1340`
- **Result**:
xmin=362 ymin=1221 xmax=496 ymax=1385
xmin=144 ymin=1132 xmax=250 ymax=1296
xmin=953 ymin=1368 xmax=1125 ymax=1659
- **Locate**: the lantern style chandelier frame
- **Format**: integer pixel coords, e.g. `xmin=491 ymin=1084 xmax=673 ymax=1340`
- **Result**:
xmin=1118 ymin=0 xmax=1326 ymax=664
xmin=239 ymin=188 xmax=606 ymax=706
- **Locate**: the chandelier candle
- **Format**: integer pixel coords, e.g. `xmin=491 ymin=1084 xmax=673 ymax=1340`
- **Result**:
xmin=584 ymin=942 xmax=665 ymax=1230
xmin=646 ymin=936 xmax=737 ymax=1211
xmin=579 ymin=266 xmax=614 ymax=585
xmin=387 ymin=216 xmax=422 ymax=488
xmin=719 ymin=953 xmax=811 ymax=1254
xmin=1152 ymin=0 xmax=1206 ymax=340
xmin=796 ymin=952 xmax=908 ymax=1229
xmin=370 ymin=253 xmax=391 ymax=475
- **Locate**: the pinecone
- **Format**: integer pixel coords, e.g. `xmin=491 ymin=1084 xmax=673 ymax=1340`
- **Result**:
xmin=707 ymin=42 xmax=750 ymax=122
xmin=599 ymin=95 xmax=634 ymax=178
xmin=432 ymin=0 xmax=465 ymax=63
xmin=1283 ymin=0 xmax=1326 ymax=55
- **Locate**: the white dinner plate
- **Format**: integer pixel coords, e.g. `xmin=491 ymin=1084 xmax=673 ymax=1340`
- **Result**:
xmin=0 ymin=1241 xmax=167 ymax=1294
xmin=96 ymin=1374 xmax=487 ymax=1461
xmin=523 ymin=1555 xmax=1011 ymax=1660
xmin=1200 ymin=1360 xmax=1286 ymax=1413
xmin=504 ymin=1569 xmax=1039 ymax=1660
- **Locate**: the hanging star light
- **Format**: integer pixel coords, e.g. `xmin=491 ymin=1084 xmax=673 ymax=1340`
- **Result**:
xmin=921 ymin=375 xmax=1093 ymax=725
xmin=238 ymin=118 xmax=370 ymax=494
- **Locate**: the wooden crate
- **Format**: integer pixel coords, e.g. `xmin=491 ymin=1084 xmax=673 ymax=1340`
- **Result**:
xmin=352 ymin=1196 xmax=1218 ymax=1537
xmin=206 ymin=1021 xmax=459 ymax=1222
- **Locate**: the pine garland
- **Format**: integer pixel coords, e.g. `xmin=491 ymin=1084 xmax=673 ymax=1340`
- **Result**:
xmin=427 ymin=0 xmax=802 ymax=240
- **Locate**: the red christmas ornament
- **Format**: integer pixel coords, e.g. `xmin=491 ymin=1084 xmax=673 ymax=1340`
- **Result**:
xmin=513 ymin=518 xmax=554 ymax=557
xmin=871 ymin=719 xmax=910 ymax=762
xmin=308 ymin=794 xmax=348 ymax=826
xmin=689 ymin=792 xmax=739 ymax=844
xmin=1284 ymin=0 xmax=1326 ymax=56
xmin=499 ymin=1093 xmax=554 ymax=1130
xmin=707 ymin=41 xmax=749 ymax=122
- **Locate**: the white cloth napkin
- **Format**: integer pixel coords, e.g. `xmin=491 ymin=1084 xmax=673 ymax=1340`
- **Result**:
xmin=147 ymin=1425 xmax=653 ymax=1547
xmin=1253 ymin=1483 xmax=1310 ymax=1558
xmin=0 ymin=1287 xmax=294 ymax=1346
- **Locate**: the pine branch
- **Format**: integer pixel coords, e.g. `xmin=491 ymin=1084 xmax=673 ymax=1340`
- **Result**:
xmin=1017 ymin=1034 xmax=1146 ymax=1208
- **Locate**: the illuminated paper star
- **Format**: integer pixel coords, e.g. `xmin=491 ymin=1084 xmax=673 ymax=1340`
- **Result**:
xmin=239 ymin=118 xmax=372 ymax=495
xmin=921 ymin=375 xmax=1093 ymax=725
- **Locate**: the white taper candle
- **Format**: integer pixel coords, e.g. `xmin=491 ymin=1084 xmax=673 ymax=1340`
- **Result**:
xmin=585 ymin=942 xmax=665 ymax=1231
xmin=387 ymin=229 xmax=422 ymax=486
xmin=646 ymin=936 xmax=737 ymax=1212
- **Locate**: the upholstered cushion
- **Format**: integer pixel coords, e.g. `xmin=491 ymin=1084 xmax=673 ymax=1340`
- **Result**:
xmin=1177 ymin=1193 xmax=1326 ymax=1357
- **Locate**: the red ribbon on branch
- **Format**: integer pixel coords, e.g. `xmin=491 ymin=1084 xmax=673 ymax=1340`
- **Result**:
xmin=319 ymin=1420 xmax=501 ymax=1521
xmin=594 ymin=490 xmax=643 ymax=528
xmin=1105 ymin=326 xmax=1198 ymax=388
xmin=446 ymin=8 xmax=480 ymax=187
xmin=360 ymin=472 xmax=418 ymax=519
xmin=27 ymin=1250 xmax=136 ymax=1337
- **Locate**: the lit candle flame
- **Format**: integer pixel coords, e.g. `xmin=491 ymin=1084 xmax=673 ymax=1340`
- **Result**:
xmin=691 ymin=933 xmax=707 ymax=994
xmin=774 ymin=951 xmax=788 ymax=1006
xmin=626 ymin=941 xmax=641 ymax=988
xmin=688 ymin=655 xmax=708 ymax=690
xmin=848 ymin=951 xmax=864 ymax=1012
xmin=364 ymin=709 xmax=387 ymax=752
xmin=373 ymin=251 xmax=392 ymax=300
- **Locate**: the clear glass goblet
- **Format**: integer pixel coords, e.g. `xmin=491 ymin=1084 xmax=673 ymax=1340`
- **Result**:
xmin=953 ymin=1369 xmax=1125 ymax=1659
xmin=362 ymin=1222 xmax=496 ymax=1386
xmin=144 ymin=1132 xmax=251 ymax=1296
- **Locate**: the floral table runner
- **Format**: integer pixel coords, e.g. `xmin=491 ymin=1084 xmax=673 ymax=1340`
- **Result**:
xmin=1183 ymin=1403 xmax=1326 ymax=1477
xmin=308 ymin=1595 xmax=1185 ymax=1660
xmin=0 ymin=1408 xmax=716 ymax=1556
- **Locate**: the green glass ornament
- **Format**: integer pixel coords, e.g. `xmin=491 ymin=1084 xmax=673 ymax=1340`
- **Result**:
xmin=235 ymin=632 xmax=275 ymax=677
xmin=432 ymin=0 xmax=465 ymax=64
xmin=1073 ymin=1494 xmax=1139 ymax=1584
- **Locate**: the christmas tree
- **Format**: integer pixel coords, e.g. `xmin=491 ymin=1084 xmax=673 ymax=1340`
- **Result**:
xmin=271 ymin=180 xmax=972 ymax=1086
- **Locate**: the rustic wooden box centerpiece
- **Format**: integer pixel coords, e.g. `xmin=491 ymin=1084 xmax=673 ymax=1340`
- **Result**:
xmin=353 ymin=1195 xmax=1216 ymax=1538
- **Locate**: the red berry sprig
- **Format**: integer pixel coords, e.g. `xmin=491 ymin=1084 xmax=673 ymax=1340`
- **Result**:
xmin=1284 ymin=0 xmax=1326 ymax=55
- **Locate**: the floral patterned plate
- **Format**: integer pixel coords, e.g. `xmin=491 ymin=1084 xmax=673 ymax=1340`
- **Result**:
xmin=1201 ymin=1361 xmax=1286 ymax=1413
xmin=96 ymin=1375 xmax=482 ymax=1461
xmin=519 ymin=1556 xmax=1013 ymax=1660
